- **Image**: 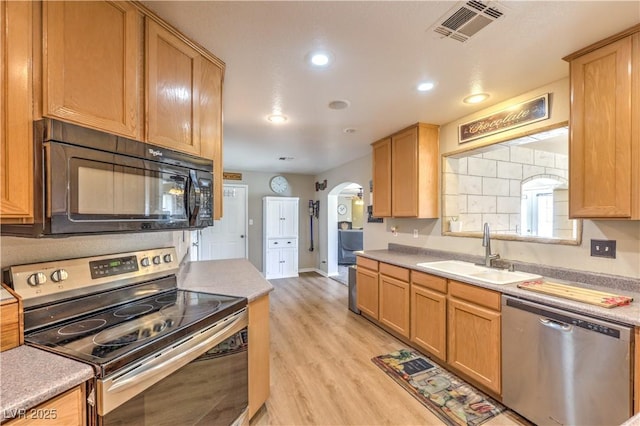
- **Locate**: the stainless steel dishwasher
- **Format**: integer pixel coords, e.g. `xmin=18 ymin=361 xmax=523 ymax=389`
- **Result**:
xmin=502 ymin=295 xmax=632 ymax=426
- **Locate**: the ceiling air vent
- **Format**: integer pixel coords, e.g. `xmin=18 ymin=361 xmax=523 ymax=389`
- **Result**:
xmin=430 ymin=1 xmax=506 ymax=43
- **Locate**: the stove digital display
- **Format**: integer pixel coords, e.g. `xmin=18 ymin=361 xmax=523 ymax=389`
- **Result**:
xmin=90 ymin=256 xmax=139 ymax=279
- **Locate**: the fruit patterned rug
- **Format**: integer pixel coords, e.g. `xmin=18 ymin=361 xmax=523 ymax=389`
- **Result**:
xmin=372 ymin=349 xmax=506 ymax=426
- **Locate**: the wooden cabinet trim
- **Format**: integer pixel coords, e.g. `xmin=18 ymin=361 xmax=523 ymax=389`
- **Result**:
xmin=411 ymin=270 xmax=447 ymax=293
xmin=356 ymin=256 xmax=378 ymax=271
xmin=563 ymin=24 xmax=640 ymax=62
xmin=248 ymin=294 xmax=270 ymax=419
xmin=379 ymin=262 xmax=410 ymax=282
xmin=448 ymin=280 xmax=501 ymax=311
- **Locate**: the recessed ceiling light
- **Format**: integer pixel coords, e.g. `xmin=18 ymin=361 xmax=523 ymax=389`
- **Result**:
xmin=307 ymin=51 xmax=333 ymax=67
xmin=463 ymin=93 xmax=490 ymax=104
xmin=267 ymin=114 xmax=288 ymax=123
xmin=328 ymin=100 xmax=350 ymax=110
xmin=417 ymin=82 xmax=435 ymax=92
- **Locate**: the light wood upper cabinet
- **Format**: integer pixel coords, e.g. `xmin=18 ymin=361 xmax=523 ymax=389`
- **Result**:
xmin=146 ymin=18 xmax=201 ymax=156
xmin=1 ymin=1 xmax=34 ymax=223
xmin=372 ymin=138 xmax=392 ymax=218
xmin=371 ymin=123 xmax=439 ymax=218
xmin=43 ymin=1 xmax=142 ymax=139
xmin=199 ymin=58 xmax=224 ymax=219
xmin=565 ymin=25 xmax=640 ymax=219
xmin=411 ymin=271 xmax=447 ymax=361
xmin=447 ymin=281 xmax=501 ymax=395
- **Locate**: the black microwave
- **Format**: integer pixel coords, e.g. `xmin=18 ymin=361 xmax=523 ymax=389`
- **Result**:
xmin=2 ymin=119 xmax=213 ymax=237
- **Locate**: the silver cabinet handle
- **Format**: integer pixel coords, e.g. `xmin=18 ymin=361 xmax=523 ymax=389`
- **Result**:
xmin=540 ymin=318 xmax=572 ymax=332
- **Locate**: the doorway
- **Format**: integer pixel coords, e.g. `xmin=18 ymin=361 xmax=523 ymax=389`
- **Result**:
xmin=327 ymin=182 xmax=364 ymax=284
xmin=192 ymin=184 xmax=248 ymax=261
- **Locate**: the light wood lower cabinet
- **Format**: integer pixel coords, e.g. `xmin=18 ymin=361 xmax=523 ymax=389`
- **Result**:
xmin=355 ymin=257 xmax=379 ymax=319
xmin=5 ymin=385 xmax=86 ymax=426
xmin=0 ymin=1 xmax=34 ymax=223
xmin=248 ymin=294 xmax=270 ymax=419
xmin=410 ymin=271 xmax=447 ymax=361
xmin=378 ymin=263 xmax=410 ymax=338
xmin=447 ymin=281 xmax=501 ymax=395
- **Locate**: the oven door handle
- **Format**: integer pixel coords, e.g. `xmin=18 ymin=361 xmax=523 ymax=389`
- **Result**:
xmin=98 ymin=308 xmax=247 ymax=416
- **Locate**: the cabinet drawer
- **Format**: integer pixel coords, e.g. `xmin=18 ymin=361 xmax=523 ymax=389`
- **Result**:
xmin=268 ymin=239 xmax=297 ymax=249
xmin=412 ymin=270 xmax=447 ymax=293
xmin=379 ymin=263 xmax=410 ymax=282
xmin=356 ymin=256 xmax=378 ymax=271
xmin=448 ymin=280 xmax=501 ymax=311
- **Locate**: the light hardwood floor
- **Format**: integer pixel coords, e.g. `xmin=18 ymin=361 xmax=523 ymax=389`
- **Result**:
xmin=250 ymin=272 xmax=527 ymax=426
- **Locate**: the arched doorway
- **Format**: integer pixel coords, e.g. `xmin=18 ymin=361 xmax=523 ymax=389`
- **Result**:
xmin=327 ymin=182 xmax=364 ymax=283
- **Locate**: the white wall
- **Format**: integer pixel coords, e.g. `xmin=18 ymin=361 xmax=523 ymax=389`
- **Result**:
xmin=222 ymin=171 xmax=317 ymax=272
xmin=1 ymin=231 xmax=190 ymax=269
xmin=317 ymin=77 xmax=640 ymax=279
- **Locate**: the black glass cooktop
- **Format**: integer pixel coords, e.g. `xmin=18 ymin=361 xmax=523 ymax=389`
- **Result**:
xmin=25 ymin=289 xmax=246 ymax=376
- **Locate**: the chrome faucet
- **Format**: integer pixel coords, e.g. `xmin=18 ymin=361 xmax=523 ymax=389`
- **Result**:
xmin=482 ymin=222 xmax=500 ymax=267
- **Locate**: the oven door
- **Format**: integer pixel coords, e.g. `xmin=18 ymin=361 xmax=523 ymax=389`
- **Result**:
xmin=96 ymin=309 xmax=248 ymax=426
xmin=47 ymin=141 xmax=202 ymax=234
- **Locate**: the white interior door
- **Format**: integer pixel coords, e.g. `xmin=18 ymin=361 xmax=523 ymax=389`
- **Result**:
xmin=198 ymin=184 xmax=248 ymax=261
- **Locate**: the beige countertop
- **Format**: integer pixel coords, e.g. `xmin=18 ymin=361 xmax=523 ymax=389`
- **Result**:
xmin=177 ymin=258 xmax=273 ymax=302
xmin=358 ymin=249 xmax=640 ymax=326
xmin=0 ymin=258 xmax=271 ymax=422
xmin=0 ymin=345 xmax=95 ymax=422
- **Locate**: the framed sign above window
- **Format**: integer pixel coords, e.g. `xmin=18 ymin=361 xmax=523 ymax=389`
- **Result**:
xmin=459 ymin=93 xmax=550 ymax=144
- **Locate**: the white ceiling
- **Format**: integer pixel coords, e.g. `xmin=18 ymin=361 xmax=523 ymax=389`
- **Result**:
xmin=142 ymin=1 xmax=640 ymax=175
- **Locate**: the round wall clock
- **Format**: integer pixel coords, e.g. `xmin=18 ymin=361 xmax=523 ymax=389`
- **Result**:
xmin=269 ymin=175 xmax=289 ymax=194
xmin=337 ymin=204 xmax=347 ymax=215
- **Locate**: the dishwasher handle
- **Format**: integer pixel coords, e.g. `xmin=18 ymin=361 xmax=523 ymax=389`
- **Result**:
xmin=539 ymin=317 xmax=572 ymax=332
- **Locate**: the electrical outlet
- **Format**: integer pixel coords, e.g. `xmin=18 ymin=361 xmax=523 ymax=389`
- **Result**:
xmin=590 ymin=239 xmax=616 ymax=259
xmin=413 ymin=229 xmax=419 ymax=238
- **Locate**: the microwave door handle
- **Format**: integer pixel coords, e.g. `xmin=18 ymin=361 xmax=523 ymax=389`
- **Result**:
xmin=188 ymin=171 xmax=201 ymax=225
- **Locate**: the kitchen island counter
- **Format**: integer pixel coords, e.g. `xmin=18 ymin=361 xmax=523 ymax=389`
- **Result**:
xmin=0 ymin=345 xmax=94 ymax=421
xmin=178 ymin=258 xmax=273 ymax=302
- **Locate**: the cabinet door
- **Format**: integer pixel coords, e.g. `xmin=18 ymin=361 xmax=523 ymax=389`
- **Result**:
xmin=6 ymin=385 xmax=86 ymax=426
xmin=569 ymin=35 xmax=635 ymax=218
xmin=379 ymin=274 xmax=410 ymax=338
xmin=280 ymin=247 xmax=298 ymax=278
xmin=372 ymin=138 xmax=392 ymax=217
xmin=1 ymin=1 xmax=33 ymax=222
xmin=248 ymin=294 xmax=270 ymax=419
xmin=146 ymin=18 xmax=201 ymax=156
xmin=265 ymin=201 xmax=282 ymax=237
xmin=391 ymin=127 xmax=418 ymax=217
xmin=411 ymin=285 xmax=446 ymax=361
xmin=448 ymin=298 xmax=501 ymax=394
xmin=356 ymin=267 xmax=379 ymax=319
xmin=264 ymin=249 xmax=281 ymax=279
xmin=279 ymin=199 xmax=299 ymax=237
xmin=199 ymin=58 xmax=224 ymax=219
xmin=43 ymin=1 xmax=142 ymax=139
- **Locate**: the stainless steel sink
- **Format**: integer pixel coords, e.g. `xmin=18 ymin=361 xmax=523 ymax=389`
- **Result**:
xmin=416 ymin=260 xmax=541 ymax=285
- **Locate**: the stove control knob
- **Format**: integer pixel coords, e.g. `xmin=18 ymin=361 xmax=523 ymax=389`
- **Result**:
xmin=140 ymin=257 xmax=150 ymax=267
xmin=51 ymin=269 xmax=68 ymax=283
xmin=163 ymin=254 xmax=173 ymax=263
xmin=152 ymin=256 xmax=161 ymax=265
xmin=27 ymin=272 xmax=47 ymax=286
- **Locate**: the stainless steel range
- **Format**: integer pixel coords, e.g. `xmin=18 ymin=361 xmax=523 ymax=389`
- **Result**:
xmin=5 ymin=248 xmax=249 ymax=426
